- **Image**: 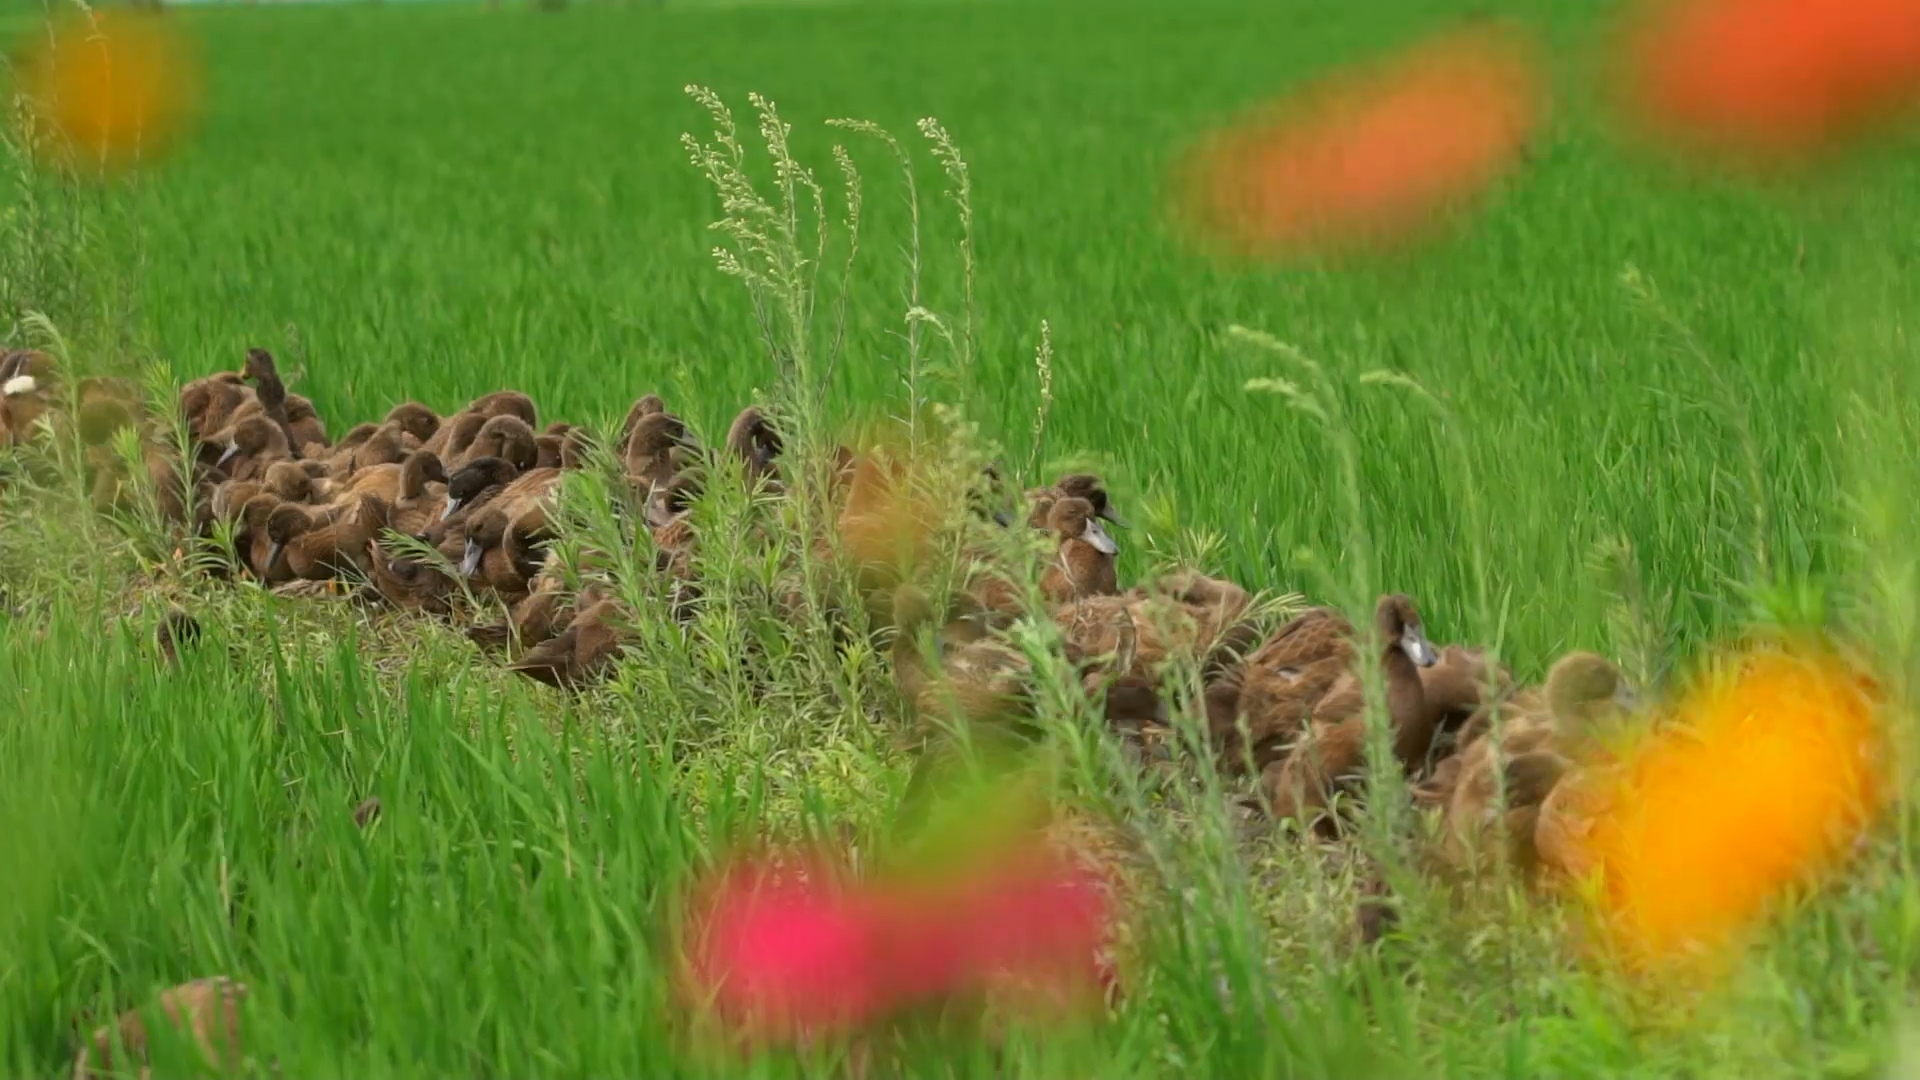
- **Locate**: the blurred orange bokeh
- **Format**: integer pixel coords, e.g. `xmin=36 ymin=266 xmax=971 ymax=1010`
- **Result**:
xmin=1619 ymin=0 xmax=1920 ymax=164
xmin=1174 ymin=23 xmax=1546 ymax=261
xmin=19 ymin=11 xmax=202 ymax=173
xmin=1573 ymin=644 xmax=1888 ymax=974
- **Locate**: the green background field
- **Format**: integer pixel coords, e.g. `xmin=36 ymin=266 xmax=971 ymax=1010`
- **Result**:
xmin=7 ymin=0 xmax=1920 ymax=1075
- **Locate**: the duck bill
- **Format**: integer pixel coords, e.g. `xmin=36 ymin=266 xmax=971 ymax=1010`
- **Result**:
xmin=1402 ymin=629 xmax=1439 ymax=668
xmin=264 ymin=541 xmax=285 ymax=573
xmin=1613 ymin=683 xmax=1640 ymax=712
xmin=990 ymin=509 xmax=1014 ymax=528
xmin=216 ymin=443 xmax=242 ymax=469
xmin=1083 ymin=520 xmax=1120 ymax=556
xmin=461 ymin=539 xmax=484 ymax=578
xmin=1099 ymin=506 xmax=1128 ymax=529
xmin=440 ymin=496 xmax=462 ymax=522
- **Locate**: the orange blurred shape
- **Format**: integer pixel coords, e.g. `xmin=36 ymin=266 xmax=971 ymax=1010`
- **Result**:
xmin=20 ymin=11 xmax=202 ymax=172
xmin=1620 ymin=0 xmax=1920 ymax=164
xmin=1572 ymin=644 xmax=1887 ymax=973
xmin=1175 ymin=23 xmax=1546 ymax=261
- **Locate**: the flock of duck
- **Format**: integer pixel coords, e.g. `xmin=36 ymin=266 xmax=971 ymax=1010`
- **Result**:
xmin=1 ymin=346 xmax=1642 ymax=891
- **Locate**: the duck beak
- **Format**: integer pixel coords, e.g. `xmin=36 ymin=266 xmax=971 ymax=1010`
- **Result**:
xmin=1099 ymin=506 xmax=1128 ymax=529
xmin=1402 ymin=628 xmax=1439 ymax=668
xmin=264 ymin=540 xmax=285 ymax=572
xmin=461 ymin=538 xmax=483 ymax=578
xmin=991 ymin=509 xmax=1014 ymax=528
xmin=441 ymin=496 xmax=462 ymax=522
xmin=1083 ymin=519 xmax=1120 ymax=556
xmin=216 ymin=443 xmax=242 ymax=469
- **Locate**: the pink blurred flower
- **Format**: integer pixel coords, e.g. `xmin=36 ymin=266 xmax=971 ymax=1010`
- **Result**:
xmin=682 ymin=842 xmax=1111 ymax=1040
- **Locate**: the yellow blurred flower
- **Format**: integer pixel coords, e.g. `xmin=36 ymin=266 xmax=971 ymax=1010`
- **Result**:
xmin=1568 ymin=642 xmax=1888 ymax=974
xmin=20 ymin=11 xmax=201 ymax=173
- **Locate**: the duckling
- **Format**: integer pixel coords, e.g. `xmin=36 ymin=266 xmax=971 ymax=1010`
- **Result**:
xmin=383 ymin=401 xmax=441 ymax=445
xmin=179 ymin=373 xmax=251 ymax=443
xmin=458 ymin=507 xmax=546 ymax=599
xmin=624 ymin=410 xmax=693 ymax=494
xmin=423 ymin=409 xmax=486 ymax=461
xmin=259 ymin=460 xmax=321 ymax=504
xmin=0 ymin=369 xmax=51 ymax=446
xmin=73 ymin=380 xmax=143 ymax=447
xmin=456 ymin=414 xmax=538 ymax=472
xmin=1225 ymin=605 xmax=1361 ymax=768
xmin=469 ymin=574 xmax=584 ymax=656
xmin=207 ymin=414 xmax=290 ymax=482
xmin=1438 ymin=652 xmax=1636 ymax=876
xmin=285 ymin=393 xmax=328 ymax=455
xmin=341 ymin=447 xmax=445 ymax=508
xmin=155 ymin=607 xmax=202 ymax=669
xmin=0 ymin=347 xmax=52 ymax=385
xmin=72 ymin=975 xmax=248 ymax=1080
xmin=1026 ymin=473 xmax=1125 ymax=530
xmin=890 ymin=583 xmax=1037 ymax=728
xmin=268 ymin=494 xmax=392 ymax=581
xmin=234 ymin=494 xmax=293 ymax=583
xmin=1038 ymin=496 xmax=1120 ymax=604
xmin=433 ymin=455 xmax=521 ymax=535
xmin=1055 ymin=575 xmax=1253 ymax=689
xmin=240 ymin=347 xmax=298 ymax=452
xmin=329 ymin=420 xmax=412 ymax=478
xmin=470 ymin=389 xmax=538 ymax=428
xmin=507 ymin=596 xmax=626 ymax=689
xmin=1132 ymin=569 xmax=1259 ymax=680
xmin=725 ymin=405 xmax=782 ymax=487
xmin=618 ymin=393 xmax=666 ymax=449
xmin=364 ymin=542 xmax=456 ymax=614
xmin=1450 ymin=650 xmax=1635 ymax=760
xmin=1260 ymin=594 xmax=1440 ymax=833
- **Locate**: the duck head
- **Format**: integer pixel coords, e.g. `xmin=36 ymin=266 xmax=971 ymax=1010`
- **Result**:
xmin=628 ymin=411 xmax=694 ymax=459
xmin=1544 ymin=651 xmax=1637 ymax=728
xmin=1375 ymin=593 xmax=1438 ymax=668
xmin=241 ymin=347 xmax=278 ymax=383
xmin=216 ymin=415 xmax=283 ymax=470
xmin=385 ymin=402 xmax=441 ymax=443
xmin=398 ymin=449 xmax=448 ymax=503
xmin=461 ymin=509 xmax=510 ymax=578
xmin=471 ymin=390 xmax=537 ymax=427
xmin=442 ymin=455 xmax=519 ymax=521
xmin=618 ymin=394 xmax=666 ymax=446
xmin=261 ymin=461 xmax=313 ymax=503
xmin=263 ymin=504 xmax=315 ymax=573
xmin=1049 ymin=495 xmax=1119 ymax=556
xmin=471 ymin=415 xmax=538 ymax=472
xmin=1055 ymin=473 xmax=1126 ymax=528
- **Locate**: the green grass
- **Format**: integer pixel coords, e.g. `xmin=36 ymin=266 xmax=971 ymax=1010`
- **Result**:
xmin=6 ymin=0 xmax=1920 ymax=1075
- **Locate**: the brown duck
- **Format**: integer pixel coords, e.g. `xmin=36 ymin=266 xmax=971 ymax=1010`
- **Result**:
xmin=1258 ymin=595 xmax=1440 ymax=832
xmin=507 ymin=596 xmax=626 ymax=689
xmin=422 ymin=409 xmax=486 ymax=461
xmin=265 ymin=494 xmax=389 ymax=581
xmin=1037 ymin=495 xmax=1120 ymax=605
xmin=208 ymin=414 xmax=291 ymax=482
xmin=725 ymin=405 xmax=782 ymax=487
xmin=624 ymin=410 xmax=694 ymax=494
xmin=456 ymin=414 xmax=538 ymax=472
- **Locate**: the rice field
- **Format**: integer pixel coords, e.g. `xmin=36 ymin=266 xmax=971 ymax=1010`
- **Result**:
xmin=6 ymin=0 xmax=1920 ymax=1075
